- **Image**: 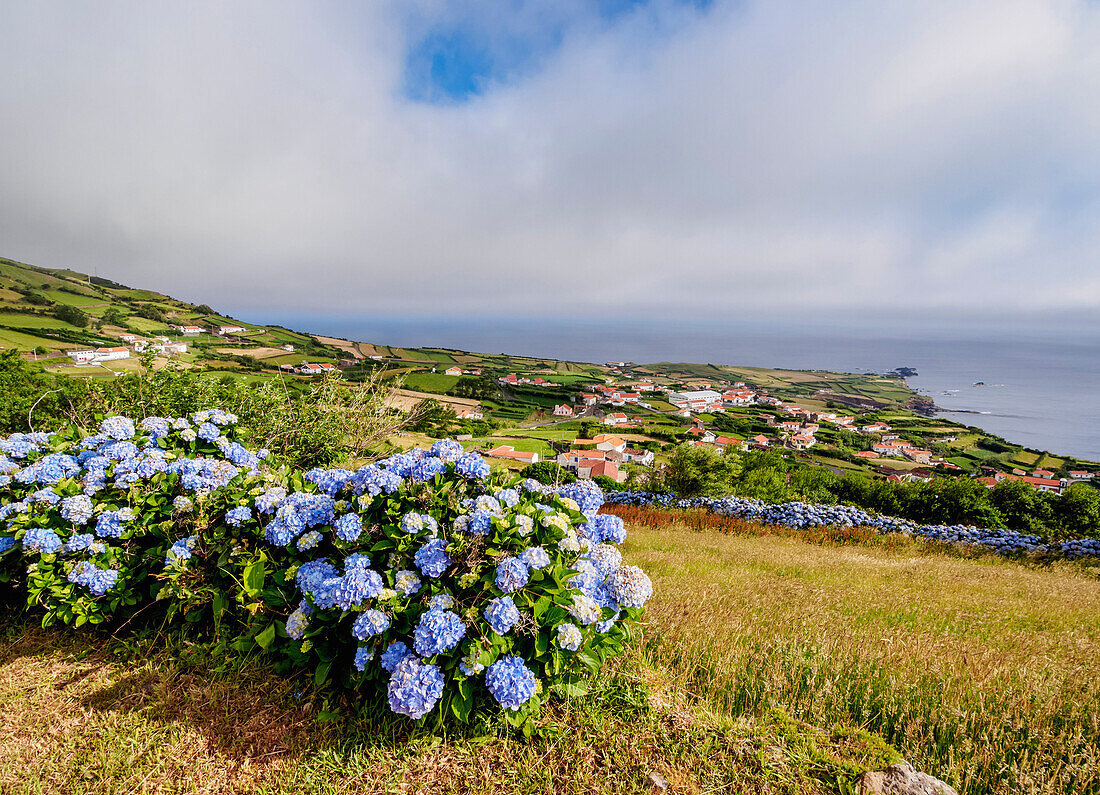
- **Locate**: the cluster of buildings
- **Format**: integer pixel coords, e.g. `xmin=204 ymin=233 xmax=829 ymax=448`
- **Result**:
xmin=555 ymin=433 xmax=654 ymax=483
xmin=66 ymin=334 xmax=187 ymax=364
xmin=444 ymin=366 xmax=484 ymax=376
xmin=171 ymin=323 xmax=249 ymax=336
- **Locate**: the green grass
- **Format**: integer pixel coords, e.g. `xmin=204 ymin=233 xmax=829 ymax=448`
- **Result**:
xmin=0 ymin=328 xmax=69 ymax=351
xmin=399 ymin=372 xmax=462 ymax=394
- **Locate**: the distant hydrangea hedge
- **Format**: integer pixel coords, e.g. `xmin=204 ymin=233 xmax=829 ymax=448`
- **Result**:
xmin=0 ymin=413 xmax=652 ymax=725
xmin=604 ymin=491 xmax=1100 ymax=558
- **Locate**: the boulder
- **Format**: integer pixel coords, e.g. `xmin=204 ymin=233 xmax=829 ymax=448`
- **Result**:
xmin=857 ymin=762 xmax=958 ymax=795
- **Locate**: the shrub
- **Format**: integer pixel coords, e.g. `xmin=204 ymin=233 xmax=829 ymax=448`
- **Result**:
xmin=53 ymin=304 xmax=89 ymax=327
xmin=0 ymin=412 xmax=651 ymax=726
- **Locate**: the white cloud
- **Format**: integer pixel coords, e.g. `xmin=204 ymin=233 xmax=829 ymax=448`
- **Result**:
xmin=0 ymin=0 xmax=1098 ymax=322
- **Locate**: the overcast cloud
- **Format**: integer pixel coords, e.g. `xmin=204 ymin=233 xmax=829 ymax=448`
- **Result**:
xmin=1 ymin=0 xmax=1098 ymax=322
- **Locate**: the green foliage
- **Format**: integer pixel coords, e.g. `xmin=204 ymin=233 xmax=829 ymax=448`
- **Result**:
xmin=407 ymin=399 xmax=457 ymax=434
xmin=448 ymin=375 xmax=499 ymax=400
xmin=53 ymin=303 xmax=89 ymax=327
xmin=659 ymin=443 xmax=743 ymax=498
xmin=520 ymin=461 xmax=576 ymax=485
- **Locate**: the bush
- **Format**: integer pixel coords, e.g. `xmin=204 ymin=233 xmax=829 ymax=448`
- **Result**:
xmin=520 ymin=461 xmax=576 ymax=486
xmin=0 ymin=412 xmax=651 ymax=726
xmin=53 ymin=304 xmax=89 ymax=328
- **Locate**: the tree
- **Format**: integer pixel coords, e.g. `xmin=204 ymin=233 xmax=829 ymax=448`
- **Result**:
xmin=520 ymin=461 xmax=576 ymax=485
xmin=53 ymin=304 xmax=88 ymax=328
xmin=660 ymin=443 xmax=742 ymax=497
xmin=407 ymin=399 xmax=456 ymax=433
xmin=101 ymin=307 xmax=127 ymax=326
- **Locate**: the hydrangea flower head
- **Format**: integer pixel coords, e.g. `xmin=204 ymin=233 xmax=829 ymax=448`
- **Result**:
xmin=381 ymin=641 xmax=416 ymax=673
xmin=352 ymin=609 xmax=390 ymax=640
xmin=413 ymin=609 xmax=466 ymax=657
xmin=484 ymin=596 xmax=520 ymax=635
xmin=606 ymin=565 xmax=653 ymax=609
xmin=414 ymin=537 xmax=451 ymax=578
xmin=334 ymin=513 xmax=364 ymax=542
xmin=556 ymin=623 xmax=583 ymax=652
xmin=495 ymin=557 xmax=529 ymax=593
xmin=485 ymin=656 xmax=537 ymax=711
xmin=387 ymin=658 xmax=445 ymax=719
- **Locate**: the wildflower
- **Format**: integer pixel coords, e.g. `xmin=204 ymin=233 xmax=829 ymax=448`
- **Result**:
xmin=164 ymin=536 xmax=197 ymax=566
xmin=428 ymin=593 xmax=454 ymax=610
xmin=0 ymin=536 xmax=15 ymax=554
xmin=494 ymin=488 xmax=520 ymax=508
xmin=387 ymin=658 xmax=445 ymax=719
xmin=556 ymin=623 xmax=583 ymax=652
xmin=297 ymin=530 xmax=322 ymax=551
xmin=485 ymin=656 xmax=537 ymax=711
xmin=196 ymin=422 xmax=221 ymax=442
xmin=459 ymin=651 xmax=485 ymax=676
xmin=400 ymin=512 xmax=437 ymax=535
xmin=60 ymin=494 xmax=94 ymax=524
xmin=484 ymin=596 xmax=520 ymax=635
xmin=173 ymin=496 xmax=193 ymax=513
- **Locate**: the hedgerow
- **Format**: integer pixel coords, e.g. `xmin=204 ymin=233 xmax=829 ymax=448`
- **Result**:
xmin=0 ymin=411 xmax=651 ymax=726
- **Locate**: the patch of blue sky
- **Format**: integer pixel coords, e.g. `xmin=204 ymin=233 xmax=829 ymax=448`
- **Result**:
xmin=402 ymin=0 xmax=713 ymax=103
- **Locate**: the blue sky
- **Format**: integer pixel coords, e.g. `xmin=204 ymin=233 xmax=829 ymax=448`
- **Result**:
xmin=0 ymin=0 xmax=1097 ymax=324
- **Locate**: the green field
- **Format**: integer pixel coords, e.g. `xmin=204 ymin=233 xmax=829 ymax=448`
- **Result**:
xmin=400 ymin=372 xmax=461 ymax=394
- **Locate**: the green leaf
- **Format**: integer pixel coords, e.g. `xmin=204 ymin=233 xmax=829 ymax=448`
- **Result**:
xmin=314 ymin=660 xmax=333 ymax=687
xmin=243 ymin=560 xmax=266 ymax=597
xmin=255 ymin=622 xmax=277 ymax=650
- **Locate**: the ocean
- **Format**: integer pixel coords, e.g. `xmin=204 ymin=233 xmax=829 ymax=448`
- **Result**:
xmin=236 ymin=313 xmax=1100 ymax=462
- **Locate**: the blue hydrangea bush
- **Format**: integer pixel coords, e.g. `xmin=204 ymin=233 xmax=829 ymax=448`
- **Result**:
xmin=0 ymin=412 xmax=653 ymax=725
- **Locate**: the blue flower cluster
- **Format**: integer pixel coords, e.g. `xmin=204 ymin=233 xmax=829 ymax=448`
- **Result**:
xmin=604 ymin=490 xmax=1100 ymax=559
xmin=0 ymin=416 xmax=655 ymax=724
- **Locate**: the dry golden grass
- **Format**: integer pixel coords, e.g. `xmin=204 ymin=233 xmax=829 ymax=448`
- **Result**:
xmin=624 ymin=516 xmax=1100 ymax=794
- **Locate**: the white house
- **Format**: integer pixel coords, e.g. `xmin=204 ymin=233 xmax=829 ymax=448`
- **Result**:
xmin=300 ymin=362 xmax=337 ymax=375
xmin=94 ymin=347 xmax=130 ymax=362
xmin=283 ymin=344 xmax=296 ymax=352
xmin=445 ymin=366 xmax=464 ymax=376
xmin=553 ymin=404 xmax=574 ymax=417
xmin=592 ymin=434 xmax=628 ymax=453
xmin=66 ymin=349 xmax=97 ymax=364
xmin=118 ymin=334 xmax=140 ymax=344
xmin=602 ymin=412 xmax=629 ymax=426
xmin=153 ymin=341 xmax=187 ymax=355
xmin=218 ymin=325 xmax=247 ymax=335
xmin=622 ymin=448 xmax=655 ymax=466
xmin=667 ymin=390 xmax=722 ymax=408
xmin=456 ymin=408 xmax=484 ymax=420
xmin=175 ymin=325 xmax=203 ymax=335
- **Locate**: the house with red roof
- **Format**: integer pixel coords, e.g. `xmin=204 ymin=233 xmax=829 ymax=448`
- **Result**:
xmin=486 ymin=445 xmax=539 ymax=464
xmin=553 ymin=404 xmax=575 ymax=417
xmin=602 ymin=412 xmax=629 ymax=426
xmin=299 ymin=362 xmax=337 ymax=375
